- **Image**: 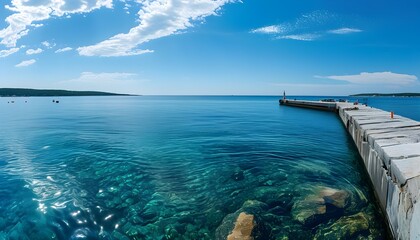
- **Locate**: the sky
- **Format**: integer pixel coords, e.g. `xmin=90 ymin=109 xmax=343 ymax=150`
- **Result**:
xmin=0 ymin=0 xmax=420 ymax=95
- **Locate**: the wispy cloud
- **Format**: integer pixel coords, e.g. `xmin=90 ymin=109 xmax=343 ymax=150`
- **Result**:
xmin=315 ymin=72 xmax=418 ymax=85
xmin=123 ymin=2 xmax=131 ymax=14
xmin=278 ymin=34 xmax=321 ymax=41
xmin=55 ymin=47 xmax=73 ymax=53
xmin=26 ymin=48 xmax=43 ymax=55
xmin=41 ymin=41 xmax=54 ymax=48
xmin=0 ymin=0 xmax=113 ymax=47
xmin=328 ymin=28 xmax=362 ymax=34
xmin=15 ymin=59 xmax=36 ymax=67
xmin=78 ymin=0 xmax=238 ymax=57
xmin=251 ymin=25 xmax=284 ymax=34
xmin=251 ymin=10 xmax=362 ymax=41
xmin=0 ymin=47 xmax=19 ymax=58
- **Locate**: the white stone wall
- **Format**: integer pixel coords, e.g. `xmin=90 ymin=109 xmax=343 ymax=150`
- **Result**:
xmin=337 ymin=104 xmax=420 ymax=239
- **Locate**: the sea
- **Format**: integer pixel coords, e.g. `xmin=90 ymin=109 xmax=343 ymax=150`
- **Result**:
xmin=1 ymin=95 xmax=419 ymax=239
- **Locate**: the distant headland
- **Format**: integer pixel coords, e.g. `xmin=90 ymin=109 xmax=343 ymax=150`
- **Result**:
xmin=0 ymin=88 xmax=133 ymax=97
xmin=351 ymin=93 xmax=420 ymax=97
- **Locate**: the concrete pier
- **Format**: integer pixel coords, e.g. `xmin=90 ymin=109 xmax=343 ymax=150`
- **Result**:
xmin=281 ymin=99 xmax=420 ymax=239
xmin=279 ymin=99 xmax=337 ymax=111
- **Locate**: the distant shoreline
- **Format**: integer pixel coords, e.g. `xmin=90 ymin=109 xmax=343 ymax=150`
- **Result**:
xmin=1 ymin=89 xmax=419 ymax=97
xmin=350 ymin=93 xmax=420 ymax=97
xmin=0 ymin=88 xmax=134 ymax=97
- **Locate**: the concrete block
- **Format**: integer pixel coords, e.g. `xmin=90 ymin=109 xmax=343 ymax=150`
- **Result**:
xmin=383 ymin=142 xmax=420 ymax=168
xmin=357 ymin=118 xmax=406 ymax=125
xmin=391 ymin=156 xmax=420 ymax=185
xmin=386 ymin=180 xmax=399 ymax=237
xmin=365 ymin=150 xmax=388 ymax=210
xmin=360 ymin=121 xmax=420 ymax=131
xmin=365 ymin=126 xmax=420 ymax=136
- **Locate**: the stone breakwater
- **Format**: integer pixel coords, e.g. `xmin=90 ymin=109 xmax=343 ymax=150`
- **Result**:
xmin=337 ymin=102 xmax=420 ymax=240
xmin=282 ymin=99 xmax=420 ymax=239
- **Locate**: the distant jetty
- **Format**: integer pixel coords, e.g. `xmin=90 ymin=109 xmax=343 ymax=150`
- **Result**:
xmin=351 ymin=93 xmax=420 ymax=97
xmin=0 ymin=88 xmax=133 ymax=97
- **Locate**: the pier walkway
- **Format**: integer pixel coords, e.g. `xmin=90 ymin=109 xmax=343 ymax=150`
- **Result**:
xmin=281 ymin=99 xmax=420 ymax=239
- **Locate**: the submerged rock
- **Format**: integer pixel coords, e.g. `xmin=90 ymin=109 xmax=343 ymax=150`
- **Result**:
xmin=241 ymin=200 xmax=268 ymax=212
xmin=320 ymin=187 xmax=350 ymax=209
xmin=215 ymin=200 xmax=270 ymax=240
xmin=292 ymin=186 xmax=350 ymax=226
xmin=266 ymin=193 xmax=294 ymax=216
xmin=292 ymin=197 xmax=326 ymax=225
xmin=314 ymin=212 xmax=369 ymax=239
xmin=215 ymin=211 xmax=240 ymax=239
xmin=205 ymin=209 xmax=226 ymax=230
xmin=227 ymin=212 xmax=255 ymax=240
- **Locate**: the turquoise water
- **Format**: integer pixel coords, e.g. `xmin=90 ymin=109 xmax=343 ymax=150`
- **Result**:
xmin=2 ymin=96 xmax=417 ymax=239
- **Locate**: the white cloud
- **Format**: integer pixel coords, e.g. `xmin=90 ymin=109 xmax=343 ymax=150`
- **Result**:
xmin=42 ymin=41 xmax=51 ymax=48
xmin=328 ymin=28 xmax=362 ymax=34
xmin=0 ymin=47 xmax=19 ymax=57
xmin=55 ymin=47 xmax=73 ymax=53
xmin=15 ymin=59 xmax=36 ymax=67
xmin=26 ymin=48 xmax=43 ymax=55
xmin=251 ymin=11 xmax=362 ymax=41
xmin=78 ymin=0 xmax=237 ymax=57
xmin=1 ymin=0 xmax=236 ymax=55
xmin=278 ymin=34 xmax=320 ymax=41
xmin=30 ymin=23 xmax=44 ymax=28
xmin=316 ymin=72 xmax=418 ymax=85
xmin=57 ymin=72 xmax=145 ymax=94
xmin=0 ymin=0 xmax=113 ymax=47
xmin=124 ymin=3 xmax=131 ymax=10
xmin=251 ymin=25 xmax=283 ymax=34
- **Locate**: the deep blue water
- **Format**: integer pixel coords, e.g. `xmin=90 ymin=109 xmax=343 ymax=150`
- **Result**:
xmin=1 ymin=96 xmax=418 ymax=239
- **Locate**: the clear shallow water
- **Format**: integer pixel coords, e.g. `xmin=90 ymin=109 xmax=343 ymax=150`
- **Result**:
xmin=1 ymin=96 xmax=416 ymax=239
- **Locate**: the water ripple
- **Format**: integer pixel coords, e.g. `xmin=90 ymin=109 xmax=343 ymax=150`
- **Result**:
xmin=0 ymin=96 xmax=398 ymax=239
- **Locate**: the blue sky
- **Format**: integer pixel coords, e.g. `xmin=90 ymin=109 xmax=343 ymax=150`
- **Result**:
xmin=0 ymin=0 xmax=419 ymax=95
